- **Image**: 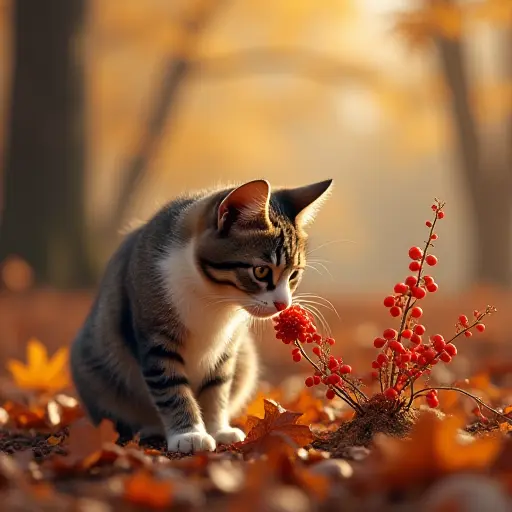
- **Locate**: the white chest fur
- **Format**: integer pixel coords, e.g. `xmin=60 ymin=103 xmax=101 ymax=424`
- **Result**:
xmin=158 ymin=241 xmax=250 ymax=388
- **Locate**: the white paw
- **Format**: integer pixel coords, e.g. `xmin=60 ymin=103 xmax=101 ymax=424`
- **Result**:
xmin=166 ymin=431 xmax=216 ymax=454
xmin=213 ymin=427 xmax=246 ymax=445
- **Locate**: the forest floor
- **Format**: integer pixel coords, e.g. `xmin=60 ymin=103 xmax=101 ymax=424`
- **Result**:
xmin=0 ymin=290 xmax=511 ymax=511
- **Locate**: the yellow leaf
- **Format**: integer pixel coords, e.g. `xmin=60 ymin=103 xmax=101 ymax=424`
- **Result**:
xmin=6 ymin=338 xmax=70 ymax=394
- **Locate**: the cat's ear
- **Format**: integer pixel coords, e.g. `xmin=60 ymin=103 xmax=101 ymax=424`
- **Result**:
xmin=277 ymin=179 xmax=333 ymax=227
xmin=217 ymin=179 xmax=271 ymax=231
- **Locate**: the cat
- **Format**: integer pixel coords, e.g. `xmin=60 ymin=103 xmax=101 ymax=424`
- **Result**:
xmin=70 ymin=178 xmax=332 ymax=453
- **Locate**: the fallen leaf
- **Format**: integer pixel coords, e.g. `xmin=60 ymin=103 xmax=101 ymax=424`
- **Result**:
xmin=3 ymin=401 xmax=47 ymax=429
xmin=6 ymin=338 xmax=70 ymax=393
xmin=51 ymin=418 xmax=119 ymax=470
xmin=235 ymin=389 xmax=284 ymax=431
xmin=123 ymin=470 xmax=173 ymax=509
xmin=236 ymin=399 xmax=313 ymax=454
xmin=365 ymin=411 xmax=502 ymax=490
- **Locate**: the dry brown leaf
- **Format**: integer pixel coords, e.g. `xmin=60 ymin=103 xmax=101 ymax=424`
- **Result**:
xmin=236 ymin=399 xmax=313 ymax=454
xmin=235 ymin=389 xmax=284 ymax=430
xmin=49 ymin=418 xmax=119 ymax=471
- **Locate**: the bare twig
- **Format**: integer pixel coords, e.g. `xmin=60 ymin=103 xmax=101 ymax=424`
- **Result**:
xmin=410 ymin=386 xmax=512 ymax=425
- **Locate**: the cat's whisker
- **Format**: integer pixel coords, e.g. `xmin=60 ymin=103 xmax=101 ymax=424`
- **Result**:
xmin=294 ymin=293 xmax=340 ymax=319
xmin=295 ymin=298 xmax=336 ymax=318
xmin=306 ymin=260 xmax=333 ymax=280
xmin=307 ymin=238 xmax=356 ymax=255
xmin=297 ymin=303 xmax=331 ymax=337
xmin=305 ymin=264 xmax=323 ymax=276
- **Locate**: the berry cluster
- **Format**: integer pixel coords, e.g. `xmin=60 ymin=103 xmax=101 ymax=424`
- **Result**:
xmin=274 ymin=306 xmax=356 ymax=404
xmin=273 ymin=199 xmax=498 ymax=414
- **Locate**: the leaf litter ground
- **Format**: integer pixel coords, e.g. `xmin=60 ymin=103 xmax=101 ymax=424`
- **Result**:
xmin=0 ymin=379 xmax=510 ymax=512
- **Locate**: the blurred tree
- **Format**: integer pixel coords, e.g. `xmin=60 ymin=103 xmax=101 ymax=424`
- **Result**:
xmin=0 ymin=0 xmax=93 ymax=288
xmin=396 ymin=0 xmax=512 ymax=287
xmin=106 ymin=0 xmax=221 ymax=238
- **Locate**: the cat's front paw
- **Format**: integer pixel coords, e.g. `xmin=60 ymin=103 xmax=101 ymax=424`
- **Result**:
xmin=213 ymin=427 xmax=246 ymax=445
xmin=166 ymin=431 xmax=216 ymax=454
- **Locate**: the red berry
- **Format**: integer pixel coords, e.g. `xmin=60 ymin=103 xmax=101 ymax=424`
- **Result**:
xmin=426 ymin=282 xmax=439 ymax=293
xmin=444 ymin=344 xmax=457 ymax=356
xmin=427 ymin=397 xmax=439 ymax=408
xmin=426 ymin=221 xmax=432 ymax=227
xmin=439 ymin=352 xmax=452 ymax=363
xmin=408 ymin=246 xmax=423 ymax=260
xmin=401 ymin=353 xmax=411 ymax=363
xmin=312 ymin=346 xmax=321 ymax=356
xmin=437 ymin=211 xmax=445 ymax=219
xmin=401 ymin=329 xmax=412 ymax=339
xmin=425 ymin=255 xmax=438 ymax=266
xmin=473 ymin=310 xmax=479 ymax=318
xmin=409 ymin=261 xmax=421 ymax=272
xmin=412 ymin=287 xmax=427 ymax=300
xmin=424 ymin=347 xmax=436 ymax=360
xmin=371 ymin=371 xmax=379 ymax=380
xmin=373 ymin=337 xmax=386 ymax=348
xmin=389 ymin=340 xmax=406 ymax=354
xmin=313 ymin=375 xmax=321 ymax=385
xmin=459 ymin=315 xmax=469 ymax=326
xmin=464 ymin=330 xmax=473 ymax=338
xmin=377 ymin=354 xmax=389 ymax=366
xmin=292 ymin=353 xmax=302 ymax=362
xmin=414 ymin=324 xmax=426 ymax=335
xmin=431 ymin=233 xmax=438 ymax=240
xmin=328 ymin=374 xmax=341 ymax=385
xmin=372 ymin=360 xmax=380 ymax=369
xmin=394 ymin=283 xmax=408 ymax=294
xmin=431 ymin=334 xmax=444 ymax=344
xmin=423 ymin=275 xmax=434 ymax=285
xmin=305 ymin=377 xmax=314 ymax=387
xmin=411 ymin=306 xmax=423 ymax=318
xmin=383 ymin=328 xmax=397 ymax=340
xmin=339 ymin=364 xmax=352 ymax=374
xmin=384 ymin=388 xmax=398 ymax=400
xmin=432 ymin=335 xmax=445 ymax=352
xmin=431 ymin=204 xmax=438 ymax=211
xmin=476 ymin=323 xmax=485 ymax=333
xmin=390 ymin=306 xmax=402 ymax=318
xmin=312 ymin=333 xmax=322 ymax=343
xmin=410 ymin=333 xmax=422 ymax=345
xmin=325 ymin=389 xmax=335 ymax=400
xmin=405 ymin=276 xmax=418 ymax=287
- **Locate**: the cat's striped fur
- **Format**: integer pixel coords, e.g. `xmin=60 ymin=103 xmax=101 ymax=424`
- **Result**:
xmin=70 ymin=179 xmax=332 ymax=453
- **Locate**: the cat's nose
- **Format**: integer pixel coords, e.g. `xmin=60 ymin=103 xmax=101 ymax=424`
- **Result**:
xmin=273 ymin=301 xmax=288 ymax=312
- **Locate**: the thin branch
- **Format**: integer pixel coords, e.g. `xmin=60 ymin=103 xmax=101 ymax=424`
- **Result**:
xmin=191 ymin=47 xmax=382 ymax=85
xmin=294 ymin=341 xmax=363 ymax=413
xmin=410 ymin=386 xmax=512 ymax=425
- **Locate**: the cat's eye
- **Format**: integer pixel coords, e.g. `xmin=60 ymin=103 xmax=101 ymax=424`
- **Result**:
xmin=253 ymin=266 xmax=271 ymax=280
xmin=289 ymin=270 xmax=300 ymax=280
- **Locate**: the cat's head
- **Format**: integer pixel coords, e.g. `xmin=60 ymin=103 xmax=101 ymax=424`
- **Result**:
xmin=195 ymin=179 xmax=332 ymax=318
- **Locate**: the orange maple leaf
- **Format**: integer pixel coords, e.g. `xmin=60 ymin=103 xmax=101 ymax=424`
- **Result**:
xmin=6 ymin=338 xmax=70 ymax=393
xmin=123 ymin=470 xmax=174 ymax=509
xmin=237 ymin=399 xmax=314 ymax=454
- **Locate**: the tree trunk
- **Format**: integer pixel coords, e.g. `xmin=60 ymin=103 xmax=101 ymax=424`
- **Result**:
xmin=436 ymin=31 xmax=512 ymax=288
xmin=0 ymin=0 xmax=93 ymax=288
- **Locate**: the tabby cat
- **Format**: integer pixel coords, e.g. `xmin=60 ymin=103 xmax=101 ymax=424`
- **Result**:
xmin=70 ymin=178 xmax=332 ymax=453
